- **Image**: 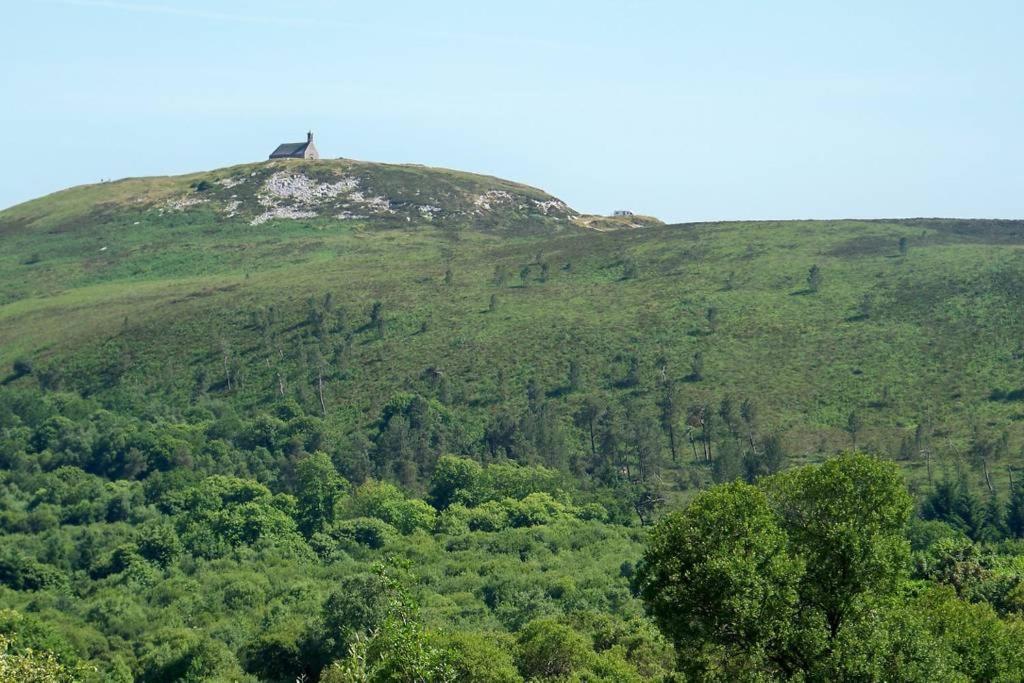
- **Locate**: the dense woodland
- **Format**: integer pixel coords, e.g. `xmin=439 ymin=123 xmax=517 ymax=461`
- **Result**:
xmin=2 ymin=377 xmax=1024 ymax=681
xmin=2 ymin=162 xmax=1024 ymax=680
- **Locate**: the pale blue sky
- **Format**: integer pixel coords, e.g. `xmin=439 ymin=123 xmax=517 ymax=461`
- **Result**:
xmin=2 ymin=0 xmax=1022 ymax=221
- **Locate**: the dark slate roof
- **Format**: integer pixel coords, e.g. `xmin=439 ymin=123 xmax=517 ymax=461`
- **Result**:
xmin=270 ymin=142 xmax=310 ymax=158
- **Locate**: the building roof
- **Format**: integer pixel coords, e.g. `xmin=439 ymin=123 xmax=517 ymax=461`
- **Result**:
xmin=270 ymin=142 xmax=311 ymax=158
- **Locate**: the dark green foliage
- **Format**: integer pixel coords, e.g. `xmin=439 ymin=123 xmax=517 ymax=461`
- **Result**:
xmin=705 ymin=305 xmax=718 ymax=332
xmin=11 ymin=357 xmax=33 ymax=378
xmin=807 ymin=263 xmax=822 ymax=292
xmin=846 ymin=410 xmax=863 ymax=448
xmin=638 ymin=481 xmax=801 ymax=678
xmin=515 ymin=619 xmax=591 ymax=680
xmin=689 ymin=351 xmax=704 ymax=381
xmin=295 ymin=452 xmax=347 ymax=535
xmin=638 ymin=454 xmax=1023 ymax=680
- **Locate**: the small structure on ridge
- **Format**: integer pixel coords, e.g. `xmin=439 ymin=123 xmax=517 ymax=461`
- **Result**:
xmin=269 ymin=131 xmax=320 ymax=160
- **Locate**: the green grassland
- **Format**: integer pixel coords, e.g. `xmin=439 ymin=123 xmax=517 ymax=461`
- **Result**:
xmin=3 ymin=160 xmax=1024 ymax=495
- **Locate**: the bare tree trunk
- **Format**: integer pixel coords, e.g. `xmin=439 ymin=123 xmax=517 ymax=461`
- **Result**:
xmin=667 ymin=426 xmax=678 ymax=462
xmin=220 ymin=341 xmax=232 ymax=391
xmin=317 ymin=367 xmax=327 ymax=417
xmin=983 ymin=459 xmax=995 ymax=495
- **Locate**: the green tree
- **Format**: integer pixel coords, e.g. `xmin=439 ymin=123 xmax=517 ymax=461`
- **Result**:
xmin=846 ymin=410 xmax=863 ymax=449
xmin=807 ymin=264 xmax=822 ymax=292
xmin=493 ymin=264 xmax=508 ymax=287
xmin=689 ymin=351 xmax=704 ymax=381
xmin=567 ymin=359 xmax=582 ymax=392
xmin=622 ymin=258 xmax=639 ymax=280
xmin=515 ymin=619 xmax=591 ymax=681
xmin=295 ymin=452 xmax=347 ymax=536
xmin=657 ymin=384 xmax=680 ymax=462
xmin=439 ymin=632 xmax=521 ymax=683
xmin=705 ymin=306 xmax=719 ymax=333
xmin=1008 ymin=481 xmax=1024 ymax=538
xmin=767 ymin=454 xmax=913 ymax=642
xmin=11 ymin=358 xmax=33 ymax=378
xmin=0 ymin=633 xmax=77 ymax=683
xmin=637 ymin=482 xmax=802 ymax=677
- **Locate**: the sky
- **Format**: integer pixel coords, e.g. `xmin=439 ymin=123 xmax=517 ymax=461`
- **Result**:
xmin=1 ymin=0 xmax=1022 ymax=222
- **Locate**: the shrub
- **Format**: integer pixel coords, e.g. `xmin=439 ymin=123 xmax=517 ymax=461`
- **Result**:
xmin=331 ymin=517 xmax=397 ymax=549
xmin=11 ymin=358 xmax=33 ymax=377
xmin=516 ymin=618 xmax=591 ymax=680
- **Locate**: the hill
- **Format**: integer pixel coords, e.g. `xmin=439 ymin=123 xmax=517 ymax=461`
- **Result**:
xmin=3 ymin=159 xmax=1024 ymax=679
xmin=2 ymin=161 xmax=1024 ymax=494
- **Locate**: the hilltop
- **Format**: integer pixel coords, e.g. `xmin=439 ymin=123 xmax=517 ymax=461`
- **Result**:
xmin=1 ymin=157 xmax=577 ymax=237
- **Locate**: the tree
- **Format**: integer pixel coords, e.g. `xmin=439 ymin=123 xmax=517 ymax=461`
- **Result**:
xmin=519 ymin=266 xmax=530 ymax=287
xmin=898 ymin=237 xmax=909 ymax=257
xmin=574 ymin=395 xmax=607 ymax=460
xmin=0 ymin=632 xmax=78 ymax=683
xmin=307 ymin=346 xmax=328 ymax=416
xmin=427 ymin=455 xmax=481 ymax=510
xmin=443 ymin=268 xmax=453 ymax=286
xmin=846 ymin=410 xmax=863 ymax=449
xmin=11 ymin=358 xmax=33 ymax=378
xmin=718 ymin=396 xmax=741 ymax=441
xmin=622 ymin=258 xmax=639 ymax=280
xmin=369 ymin=301 xmax=383 ymax=326
xmin=705 ymin=306 xmax=719 ymax=333
xmin=493 ymin=264 xmax=509 ymax=287
xmin=515 ymin=619 xmax=591 ymax=681
xmin=489 ymin=293 xmax=498 ymax=312
xmin=438 ymin=632 xmax=521 ymax=683
xmin=620 ymin=355 xmax=640 ymax=388
xmin=767 ymin=454 xmax=913 ymax=642
xmin=1008 ymin=482 xmax=1024 ymax=538
xmin=856 ymin=293 xmax=873 ymax=319
xmin=637 ymin=482 xmax=802 ymax=678
xmin=567 ymin=359 xmax=582 ymax=392
xmin=712 ymin=440 xmax=744 ymax=484
xmin=807 ymin=264 xmax=822 ymax=293
xmin=657 ymin=384 xmax=680 ymax=461
xmin=740 ymin=398 xmax=758 ymax=449
xmin=540 ymin=261 xmax=550 ymax=282
xmin=295 ymin=452 xmax=347 ymax=536
xmin=689 ymin=351 xmax=704 ymax=381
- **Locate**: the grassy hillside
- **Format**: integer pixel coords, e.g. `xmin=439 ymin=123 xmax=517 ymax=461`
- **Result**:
xmin=3 ymin=161 xmax=1024 ymax=495
xmin=3 ymin=160 xmax=1024 ymax=680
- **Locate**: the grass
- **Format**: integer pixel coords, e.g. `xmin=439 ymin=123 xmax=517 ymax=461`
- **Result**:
xmin=2 ymin=160 xmax=1024 ymax=498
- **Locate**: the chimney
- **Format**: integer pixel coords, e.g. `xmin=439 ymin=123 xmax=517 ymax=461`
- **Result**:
xmin=307 ymin=131 xmax=313 ymax=143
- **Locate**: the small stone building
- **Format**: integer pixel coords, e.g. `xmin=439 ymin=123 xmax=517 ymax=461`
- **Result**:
xmin=269 ymin=131 xmax=320 ymax=160
xmin=613 ymin=210 xmax=634 ymax=217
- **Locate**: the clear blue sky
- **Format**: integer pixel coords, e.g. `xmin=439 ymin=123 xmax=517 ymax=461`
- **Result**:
xmin=2 ymin=0 xmax=1022 ymax=221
